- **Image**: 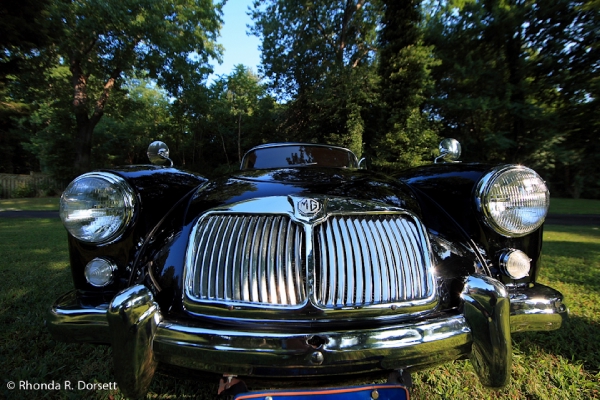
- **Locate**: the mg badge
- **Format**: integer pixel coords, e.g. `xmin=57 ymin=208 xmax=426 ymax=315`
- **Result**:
xmin=297 ymin=198 xmax=322 ymax=216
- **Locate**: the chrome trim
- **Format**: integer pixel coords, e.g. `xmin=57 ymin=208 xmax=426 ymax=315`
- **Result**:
xmin=186 ymin=214 xmax=306 ymax=307
xmin=60 ymin=171 xmax=136 ymax=244
xmin=358 ymin=157 xmax=367 ymax=169
xmin=474 ymin=165 xmax=549 ymax=237
xmin=46 ymin=291 xmax=110 ymax=344
xmin=314 ymin=215 xmax=435 ymax=309
xmin=461 ymin=275 xmax=511 ymax=388
xmin=240 ymin=143 xmax=360 ymax=170
xmin=183 ymin=196 xmax=438 ymax=319
xmin=434 ymin=138 xmax=462 ymax=163
xmin=153 ymin=313 xmax=472 ymax=377
xmin=509 ymin=283 xmax=568 ymax=333
xmin=47 ymin=279 xmax=567 ymax=394
xmin=107 ymin=285 xmax=160 ymax=399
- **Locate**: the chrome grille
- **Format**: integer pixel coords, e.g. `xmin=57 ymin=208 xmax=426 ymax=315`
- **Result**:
xmin=185 ymin=206 xmax=436 ymax=313
xmin=315 ymin=215 xmax=434 ymax=308
xmin=187 ymin=214 xmax=306 ymax=306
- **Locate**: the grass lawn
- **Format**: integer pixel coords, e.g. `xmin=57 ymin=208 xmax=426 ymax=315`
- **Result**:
xmin=0 ymin=197 xmax=59 ymax=211
xmin=0 ymin=217 xmax=598 ymax=399
xmin=549 ymin=198 xmax=600 ymax=215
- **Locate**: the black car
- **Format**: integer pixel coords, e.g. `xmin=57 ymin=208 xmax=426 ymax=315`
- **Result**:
xmin=48 ymin=140 xmax=567 ymax=399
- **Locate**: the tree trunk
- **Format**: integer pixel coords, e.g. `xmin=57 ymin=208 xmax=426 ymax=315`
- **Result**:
xmin=238 ymin=113 xmax=242 ymax=164
xmin=70 ymin=58 xmax=119 ymax=176
xmin=73 ymin=122 xmax=95 ymax=175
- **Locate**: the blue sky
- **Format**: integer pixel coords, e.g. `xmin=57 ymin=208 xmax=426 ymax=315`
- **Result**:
xmin=209 ymin=0 xmax=262 ymax=80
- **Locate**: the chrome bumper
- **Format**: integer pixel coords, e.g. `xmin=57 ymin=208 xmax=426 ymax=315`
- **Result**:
xmin=47 ymin=276 xmax=567 ymax=399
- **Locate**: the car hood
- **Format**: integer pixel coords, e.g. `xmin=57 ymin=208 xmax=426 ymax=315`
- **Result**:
xmin=185 ymin=167 xmax=421 ymax=220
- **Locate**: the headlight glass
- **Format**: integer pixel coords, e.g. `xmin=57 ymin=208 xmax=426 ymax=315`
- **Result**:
xmin=60 ymin=172 xmax=136 ymax=243
xmin=476 ymin=166 xmax=549 ymax=237
xmin=499 ymin=249 xmax=531 ymax=279
xmin=84 ymin=258 xmax=117 ymax=287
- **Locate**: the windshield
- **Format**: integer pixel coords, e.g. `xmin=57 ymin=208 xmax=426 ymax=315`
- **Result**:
xmin=241 ymin=144 xmax=359 ymax=170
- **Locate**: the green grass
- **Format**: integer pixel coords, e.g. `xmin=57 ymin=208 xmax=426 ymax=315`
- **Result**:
xmin=1 ymin=219 xmax=599 ymax=399
xmin=0 ymin=197 xmax=59 ymax=211
xmin=549 ymin=198 xmax=600 ymax=215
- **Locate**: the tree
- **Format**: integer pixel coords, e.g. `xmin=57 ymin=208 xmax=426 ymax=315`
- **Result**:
xmin=204 ymin=65 xmax=269 ymax=169
xmin=225 ymin=65 xmax=264 ymax=163
xmin=424 ymin=0 xmax=599 ymax=197
xmin=93 ymin=78 xmax=173 ymax=167
xmin=371 ymin=0 xmax=440 ymax=170
xmin=47 ymin=0 xmax=224 ymax=176
xmin=250 ymin=0 xmax=382 ymax=155
xmin=0 ymin=0 xmax=54 ymax=174
xmin=164 ymin=65 xmax=275 ymax=175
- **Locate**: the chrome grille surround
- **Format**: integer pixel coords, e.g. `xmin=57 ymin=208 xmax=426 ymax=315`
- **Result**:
xmin=315 ymin=214 xmax=435 ymax=309
xmin=184 ymin=196 xmax=437 ymax=318
xmin=186 ymin=214 xmax=306 ymax=307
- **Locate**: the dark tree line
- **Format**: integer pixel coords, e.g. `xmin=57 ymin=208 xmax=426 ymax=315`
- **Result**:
xmin=1 ymin=0 xmax=598 ymax=197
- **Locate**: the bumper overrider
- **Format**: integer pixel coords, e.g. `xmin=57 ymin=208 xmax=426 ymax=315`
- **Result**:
xmin=47 ymin=275 xmax=567 ymax=399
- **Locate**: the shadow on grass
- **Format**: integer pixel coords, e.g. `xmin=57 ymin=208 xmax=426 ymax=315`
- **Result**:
xmin=514 ymin=314 xmax=600 ymax=375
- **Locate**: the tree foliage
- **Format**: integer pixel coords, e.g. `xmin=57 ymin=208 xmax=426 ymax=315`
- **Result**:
xmin=424 ymin=0 xmax=599 ymax=197
xmin=250 ymin=0 xmax=383 ymax=155
xmin=371 ymin=0 xmax=440 ymax=170
xmin=0 ymin=0 xmax=55 ymax=174
xmin=47 ymin=0 xmax=224 ymax=176
xmin=165 ymin=65 xmax=274 ymax=175
xmin=1 ymin=0 xmax=598 ymax=199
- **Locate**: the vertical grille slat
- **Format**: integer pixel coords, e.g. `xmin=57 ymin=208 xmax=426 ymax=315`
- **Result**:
xmin=189 ymin=214 xmax=306 ymax=306
xmin=345 ymin=219 xmax=363 ymax=304
xmin=355 ymin=219 xmax=374 ymax=305
xmin=339 ymin=218 xmax=355 ymax=307
xmin=392 ymin=219 xmax=414 ymax=299
xmin=319 ymin=224 xmax=328 ymax=306
xmin=293 ymin=224 xmax=305 ymax=303
xmin=315 ymin=214 xmax=434 ymax=309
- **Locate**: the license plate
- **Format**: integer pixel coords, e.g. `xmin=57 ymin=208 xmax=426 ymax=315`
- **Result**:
xmin=234 ymin=384 xmax=409 ymax=400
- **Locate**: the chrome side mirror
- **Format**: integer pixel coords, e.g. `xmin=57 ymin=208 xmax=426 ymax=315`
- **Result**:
xmin=435 ymin=138 xmax=461 ymax=163
xmin=147 ymin=141 xmax=173 ymax=167
xmin=358 ymin=158 xmax=367 ymax=170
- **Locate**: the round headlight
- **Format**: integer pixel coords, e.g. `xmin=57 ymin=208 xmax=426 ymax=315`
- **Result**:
xmin=476 ymin=166 xmax=549 ymax=237
xmin=60 ymin=172 xmax=136 ymax=243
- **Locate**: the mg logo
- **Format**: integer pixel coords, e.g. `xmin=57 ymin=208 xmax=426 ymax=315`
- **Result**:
xmin=297 ymin=198 xmax=322 ymax=216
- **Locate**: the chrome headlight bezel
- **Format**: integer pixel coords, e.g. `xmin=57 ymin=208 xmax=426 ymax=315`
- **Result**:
xmin=475 ymin=165 xmax=549 ymax=237
xmin=60 ymin=172 xmax=136 ymax=244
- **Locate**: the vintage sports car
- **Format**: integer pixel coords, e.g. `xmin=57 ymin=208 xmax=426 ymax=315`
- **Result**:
xmin=48 ymin=140 xmax=568 ymax=399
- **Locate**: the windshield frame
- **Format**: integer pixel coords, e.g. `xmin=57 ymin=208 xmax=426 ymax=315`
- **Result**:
xmin=240 ymin=143 xmax=360 ymax=170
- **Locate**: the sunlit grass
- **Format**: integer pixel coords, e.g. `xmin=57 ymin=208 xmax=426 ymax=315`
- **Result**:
xmin=1 ymin=219 xmax=599 ymax=399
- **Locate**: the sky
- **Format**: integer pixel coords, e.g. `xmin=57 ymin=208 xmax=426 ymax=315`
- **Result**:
xmin=208 ymin=0 xmax=262 ymax=81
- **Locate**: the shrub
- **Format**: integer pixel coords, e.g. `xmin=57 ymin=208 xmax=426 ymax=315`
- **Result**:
xmin=11 ymin=182 xmax=36 ymax=198
xmin=37 ymin=181 xmax=60 ymax=197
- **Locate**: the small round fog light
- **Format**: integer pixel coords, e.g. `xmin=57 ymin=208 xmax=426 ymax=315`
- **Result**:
xmin=84 ymin=258 xmax=117 ymax=287
xmin=499 ymin=249 xmax=531 ymax=279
